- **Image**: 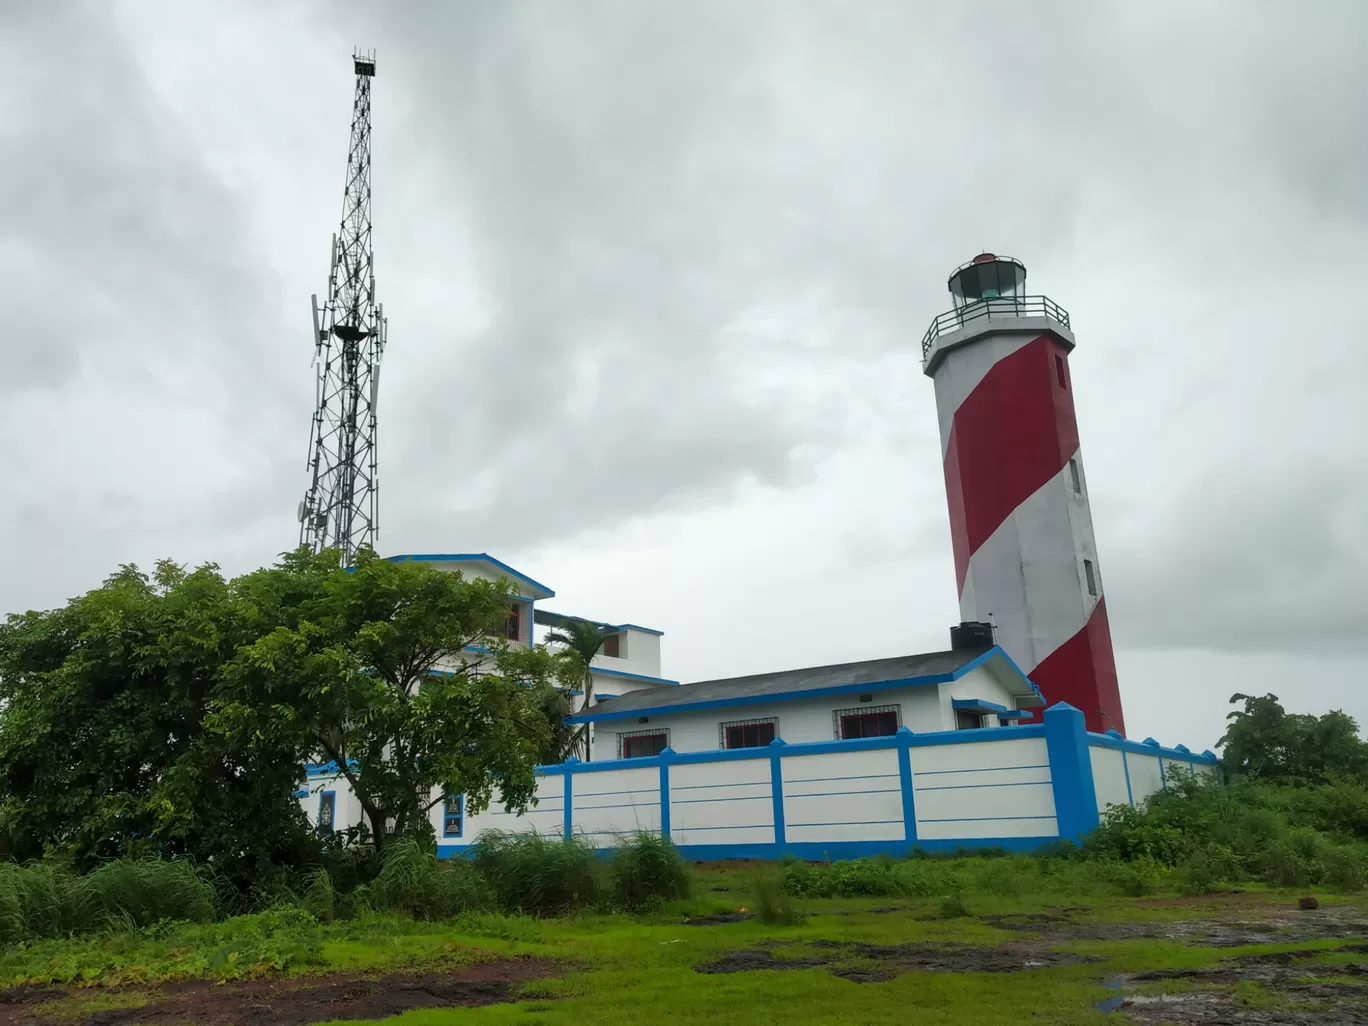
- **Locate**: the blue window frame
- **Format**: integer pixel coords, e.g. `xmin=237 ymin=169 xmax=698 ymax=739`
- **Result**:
xmin=318 ymin=791 xmax=336 ymax=836
xmin=443 ymin=795 xmax=464 ymax=838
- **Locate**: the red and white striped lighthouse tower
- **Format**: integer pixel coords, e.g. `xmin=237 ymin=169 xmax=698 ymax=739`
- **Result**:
xmin=923 ymin=254 xmax=1125 ymax=735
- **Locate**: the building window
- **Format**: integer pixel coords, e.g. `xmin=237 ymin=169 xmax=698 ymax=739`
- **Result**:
xmin=833 ymin=704 xmax=901 ymax=739
xmin=1068 ymin=457 xmax=1082 ymax=494
xmin=318 ymin=791 xmax=336 ymax=836
xmin=720 ymin=717 xmax=778 ymax=750
xmin=618 ymin=728 xmax=668 ymax=759
xmin=1083 ymin=558 xmax=1097 ymax=597
xmin=955 ymin=710 xmax=983 ymax=731
xmin=602 ymin=632 xmax=621 ymax=658
xmin=417 ymin=786 xmax=431 ymax=807
xmin=505 ymin=604 xmax=522 ymax=642
xmin=443 ymin=795 xmax=464 ymax=838
xmin=1055 ymin=354 xmax=1067 ymax=388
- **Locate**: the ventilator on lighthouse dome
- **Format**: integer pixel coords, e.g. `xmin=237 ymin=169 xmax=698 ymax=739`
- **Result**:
xmin=922 ymin=254 xmax=1126 ymax=736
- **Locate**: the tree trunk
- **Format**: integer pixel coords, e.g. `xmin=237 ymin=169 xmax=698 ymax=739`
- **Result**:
xmin=581 ymin=668 xmax=594 ymax=762
xmin=365 ymin=805 xmax=389 ymax=854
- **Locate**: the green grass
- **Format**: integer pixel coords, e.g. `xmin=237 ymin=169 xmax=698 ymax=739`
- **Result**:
xmin=1 ymin=857 xmax=1365 ymax=1025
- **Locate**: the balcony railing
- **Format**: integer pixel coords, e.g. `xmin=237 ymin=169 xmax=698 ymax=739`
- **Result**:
xmin=921 ymin=295 xmax=1071 ymax=360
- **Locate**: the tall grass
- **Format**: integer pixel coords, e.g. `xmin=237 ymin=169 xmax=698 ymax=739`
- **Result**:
xmin=0 ymin=858 xmax=216 ymax=943
xmin=472 ymin=830 xmax=600 ymax=914
xmin=608 ymin=831 xmax=689 ymax=910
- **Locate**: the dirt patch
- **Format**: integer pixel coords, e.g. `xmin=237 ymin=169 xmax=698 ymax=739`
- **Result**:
xmin=682 ymin=911 xmax=754 ymax=926
xmin=0 ymin=958 xmax=562 ymax=1026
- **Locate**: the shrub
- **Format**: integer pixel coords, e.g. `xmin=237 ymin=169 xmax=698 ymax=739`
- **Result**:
xmin=609 ymin=832 xmax=689 ymax=910
xmin=756 ymin=873 xmax=804 ymax=925
xmin=935 ymin=891 xmax=970 ymax=919
xmin=471 ymin=831 xmax=600 ymax=915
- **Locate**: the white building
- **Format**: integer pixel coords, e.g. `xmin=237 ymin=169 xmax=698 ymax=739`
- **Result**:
xmin=300 ymin=553 xmax=1215 ymax=857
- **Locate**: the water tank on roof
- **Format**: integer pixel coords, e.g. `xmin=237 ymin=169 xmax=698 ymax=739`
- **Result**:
xmin=950 ymin=621 xmax=995 ymax=651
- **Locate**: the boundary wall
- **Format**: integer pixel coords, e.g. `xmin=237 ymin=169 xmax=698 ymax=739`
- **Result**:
xmin=406 ymin=702 xmax=1218 ymax=859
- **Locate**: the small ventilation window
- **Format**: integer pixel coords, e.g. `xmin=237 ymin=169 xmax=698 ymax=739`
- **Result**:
xmin=1068 ymin=457 xmax=1082 ymax=494
xmin=1083 ymin=559 xmax=1097 ymax=597
xmin=955 ymin=710 xmax=984 ymax=731
xmin=1055 ymin=354 xmax=1067 ymax=388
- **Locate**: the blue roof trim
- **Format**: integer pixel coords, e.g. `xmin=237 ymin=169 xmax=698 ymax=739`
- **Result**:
xmin=383 ymin=553 xmax=555 ymax=599
xmin=568 ymin=646 xmax=1031 ymax=724
xmin=590 ymin=666 xmax=680 ymax=686
xmin=614 ymin=623 xmax=664 ymax=636
xmin=305 ymin=759 xmax=360 ymax=778
xmin=1087 ymin=731 xmax=1219 ymax=764
xmin=998 ymin=710 xmax=1030 ymax=720
xmin=953 ymin=698 xmax=1009 ymax=714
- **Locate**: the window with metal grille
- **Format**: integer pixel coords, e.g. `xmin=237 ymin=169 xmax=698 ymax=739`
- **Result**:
xmin=617 ymin=728 xmax=668 ymax=759
xmin=505 ymin=604 xmax=522 ymax=641
xmin=442 ymin=794 xmax=464 ymax=838
xmin=833 ymin=704 xmax=901 ymax=739
xmin=719 ymin=717 xmax=777 ymax=750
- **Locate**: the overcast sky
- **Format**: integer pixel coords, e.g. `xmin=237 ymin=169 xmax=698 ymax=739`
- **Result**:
xmin=3 ymin=0 xmax=1365 ymax=752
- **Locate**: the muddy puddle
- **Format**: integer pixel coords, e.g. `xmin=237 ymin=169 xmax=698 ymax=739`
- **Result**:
xmin=682 ymin=911 xmax=754 ymax=926
xmin=981 ymin=900 xmax=1368 ymax=949
xmin=1100 ymin=945 xmax=1368 ymax=1024
xmin=696 ymin=939 xmax=1099 ymax=980
xmin=0 ymin=958 xmax=561 ymax=1026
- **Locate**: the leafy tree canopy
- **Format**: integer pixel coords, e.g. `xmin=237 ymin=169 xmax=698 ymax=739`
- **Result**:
xmin=0 ymin=558 xmax=316 ymax=887
xmin=0 ymin=547 xmax=573 ymax=878
xmin=208 ymin=547 xmax=567 ymax=850
xmin=1219 ymin=692 xmax=1368 ymax=785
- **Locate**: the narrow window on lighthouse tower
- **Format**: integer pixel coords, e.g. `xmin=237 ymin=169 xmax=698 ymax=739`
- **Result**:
xmin=1055 ymin=354 xmax=1067 ymax=388
xmin=1068 ymin=457 xmax=1082 ymax=494
xmin=1083 ymin=559 xmax=1097 ymax=597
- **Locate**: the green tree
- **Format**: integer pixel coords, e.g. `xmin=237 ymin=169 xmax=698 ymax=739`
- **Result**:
xmin=1220 ymin=693 xmax=1368 ymax=784
xmin=0 ymin=559 xmax=318 ymax=889
xmin=545 ymin=617 xmax=610 ymax=761
xmin=210 ymin=548 xmax=562 ymax=851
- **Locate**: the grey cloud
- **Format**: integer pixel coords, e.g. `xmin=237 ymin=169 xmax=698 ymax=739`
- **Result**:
xmin=1107 ymin=455 xmax=1368 ymax=654
xmin=2 ymin=0 xmax=1365 ymax=688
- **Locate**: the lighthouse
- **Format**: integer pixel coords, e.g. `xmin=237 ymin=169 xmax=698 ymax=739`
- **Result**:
xmin=922 ymin=255 xmax=1125 ymax=735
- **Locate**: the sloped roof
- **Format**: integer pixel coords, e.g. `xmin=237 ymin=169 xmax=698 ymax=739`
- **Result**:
xmin=568 ymin=646 xmax=1040 ymax=724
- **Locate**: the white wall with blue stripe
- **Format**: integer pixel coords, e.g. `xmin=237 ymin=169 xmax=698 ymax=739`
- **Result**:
xmin=301 ymin=703 xmax=1218 ymax=858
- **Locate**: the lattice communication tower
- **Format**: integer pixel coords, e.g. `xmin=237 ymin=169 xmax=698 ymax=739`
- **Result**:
xmin=298 ymin=50 xmax=387 ymax=563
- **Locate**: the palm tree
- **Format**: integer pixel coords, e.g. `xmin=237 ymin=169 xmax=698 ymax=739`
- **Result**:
xmin=545 ymin=617 xmax=610 ymax=762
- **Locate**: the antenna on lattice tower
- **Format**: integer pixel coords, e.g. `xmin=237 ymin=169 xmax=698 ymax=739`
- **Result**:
xmin=297 ymin=48 xmax=387 ymax=564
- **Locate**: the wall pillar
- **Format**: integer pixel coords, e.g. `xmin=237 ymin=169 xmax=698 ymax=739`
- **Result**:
xmin=562 ymin=758 xmax=577 ymax=840
xmin=769 ymin=738 xmax=787 ymax=850
xmin=896 ymin=727 xmax=918 ymax=844
xmin=659 ymin=747 xmax=674 ymax=840
xmin=1043 ymin=702 xmax=1099 ymax=843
